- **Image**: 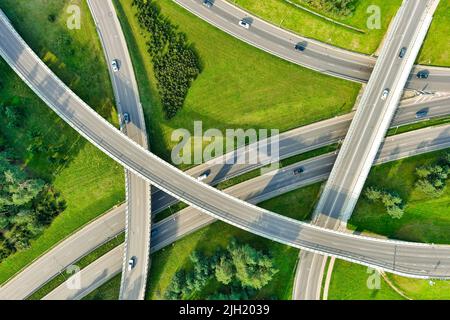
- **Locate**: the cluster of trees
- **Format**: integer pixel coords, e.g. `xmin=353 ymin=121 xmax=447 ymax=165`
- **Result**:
xmin=364 ymin=187 xmax=405 ymax=219
xmin=0 ymin=143 xmax=66 ymax=261
xmin=415 ymin=152 xmax=450 ymax=198
xmin=301 ymin=0 xmax=357 ymax=17
xmin=27 ymin=127 xmax=70 ymax=166
xmin=165 ymin=239 xmax=278 ymax=300
xmin=132 ymin=0 xmax=201 ymax=119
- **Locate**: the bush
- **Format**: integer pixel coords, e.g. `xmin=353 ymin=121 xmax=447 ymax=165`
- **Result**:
xmin=228 ymin=239 xmax=278 ymax=290
xmin=215 ymin=256 xmax=234 ymax=285
xmin=364 ymin=186 xmax=405 ymax=219
xmin=386 ymin=205 xmax=404 ymax=219
xmin=164 ymin=239 xmax=278 ymax=299
xmin=48 ymin=14 xmax=56 ymax=23
xmin=414 ymin=152 xmax=449 ymax=198
xmin=0 ymin=147 xmax=65 ymax=262
xmin=301 ymin=0 xmax=357 ymax=18
xmin=364 ymin=186 xmax=382 ymax=201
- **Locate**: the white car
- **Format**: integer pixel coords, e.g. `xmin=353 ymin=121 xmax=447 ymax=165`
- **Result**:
xmin=128 ymin=256 xmax=136 ymax=271
xmin=238 ymin=19 xmax=250 ymax=29
xmin=111 ymin=59 xmax=119 ymax=72
xmin=381 ymin=89 xmax=390 ymax=100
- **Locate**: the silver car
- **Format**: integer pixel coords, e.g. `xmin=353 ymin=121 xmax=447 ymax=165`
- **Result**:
xmin=111 ymin=59 xmax=119 ymax=72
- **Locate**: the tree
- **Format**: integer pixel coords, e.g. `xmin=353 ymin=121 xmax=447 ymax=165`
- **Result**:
xmin=228 ymin=240 xmax=278 ymax=290
xmin=4 ymin=105 xmax=21 ymax=129
xmin=415 ymin=166 xmax=431 ymax=179
xmin=215 ymin=256 xmax=234 ymax=285
xmin=386 ymin=205 xmax=404 ymax=219
xmin=381 ymin=192 xmax=402 ymax=208
xmin=415 ymin=179 xmax=443 ymax=198
xmin=365 ymin=187 xmax=382 ymax=201
xmin=33 ymin=187 xmax=67 ymax=226
xmin=164 ymin=269 xmax=185 ymax=300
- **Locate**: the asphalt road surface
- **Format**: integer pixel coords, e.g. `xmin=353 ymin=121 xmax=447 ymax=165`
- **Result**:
xmin=150 ymin=94 xmax=450 ymax=214
xmin=296 ymin=0 xmax=440 ymax=300
xmin=1 ymin=4 xmax=450 ymax=300
xmin=174 ymin=0 xmax=450 ymax=92
xmin=87 ymin=0 xmax=151 ymax=300
xmin=44 ymin=125 xmax=450 ymax=299
xmin=1 ymin=94 xmax=448 ymax=299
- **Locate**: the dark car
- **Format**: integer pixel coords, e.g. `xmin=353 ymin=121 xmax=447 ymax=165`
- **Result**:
xmin=417 ymin=70 xmax=429 ymax=79
xmin=128 ymin=256 xmax=137 ymax=271
xmin=293 ymin=167 xmax=304 ymax=175
xmin=415 ymin=108 xmax=429 ymax=119
xmin=197 ymin=169 xmax=211 ymax=181
xmin=123 ymin=112 xmax=130 ymax=124
xmin=399 ymin=47 xmax=407 ymax=58
xmin=203 ymin=0 xmax=213 ymax=8
xmin=294 ymin=42 xmax=306 ymax=52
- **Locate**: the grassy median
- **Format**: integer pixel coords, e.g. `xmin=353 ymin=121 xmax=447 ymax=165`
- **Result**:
xmin=328 ymin=260 xmax=404 ymax=300
xmin=349 ymin=149 xmax=450 ymax=244
xmin=0 ymin=0 xmax=124 ymax=284
xmin=329 ymin=259 xmax=450 ymax=300
xmin=329 ymin=149 xmax=450 ymax=300
xmin=418 ymin=0 xmax=450 ymax=67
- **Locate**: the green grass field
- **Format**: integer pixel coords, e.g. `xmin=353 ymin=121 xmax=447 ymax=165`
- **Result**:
xmin=230 ymin=0 xmax=449 ymax=66
xmin=328 ymin=260 xmax=404 ymax=300
xmin=418 ymin=0 xmax=450 ymax=66
xmin=0 ymin=0 xmax=125 ymax=284
xmin=349 ymin=149 xmax=450 ymax=244
xmin=329 ymin=259 xmax=450 ymax=300
xmin=230 ymin=0 xmax=401 ymax=54
xmin=83 ymin=274 xmax=121 ymax=300
xmin=386 ymin=274 xmax=450 ymax=300
xmin=114 ymin=0 xmax=360 ymax=163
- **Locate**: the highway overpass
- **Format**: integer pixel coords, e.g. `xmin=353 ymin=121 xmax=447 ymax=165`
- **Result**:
xmin=1 ymin=4 xmax=450 ymax=298
xmin=1 ymin=93 xmax=448 ymax=299
xmin=296 ymin=0 xmax=440 ymax=300
xmin=43 ymin=125 xmax=450 ymax=299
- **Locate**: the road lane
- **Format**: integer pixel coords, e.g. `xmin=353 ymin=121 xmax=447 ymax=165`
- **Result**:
xmin=87 ymin=0 xmax=151 ymax=300
xmin=1 ymin=7 xmax=450 ymax=297
xmin=295 ymin=0 xmax=441 ymax=300
xmin=174 ymin=0 xmax=450 ymax=92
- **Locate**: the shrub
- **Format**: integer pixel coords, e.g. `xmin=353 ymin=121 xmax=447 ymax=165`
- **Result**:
xmin=364 ymin=186 xmax=405 ymax=219
xmin=414 ymin=153 xmax=449 ymax=198
xmin=301 ymin=0 xmax=357 ymax=18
